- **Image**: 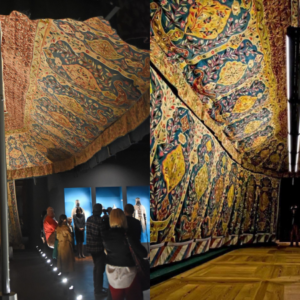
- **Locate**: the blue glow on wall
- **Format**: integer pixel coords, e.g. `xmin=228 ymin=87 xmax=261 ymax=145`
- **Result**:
xmin=127 ymin=186 xmax=150 ymax=243
xmin=95 ymin=187 xmax=123 ymax=211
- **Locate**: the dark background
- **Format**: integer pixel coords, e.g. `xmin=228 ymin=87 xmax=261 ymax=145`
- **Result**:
xmin=0 ymin=0 xmax=149 ymax=50
xmin=278 ymin=177 xmax=300 ymax=241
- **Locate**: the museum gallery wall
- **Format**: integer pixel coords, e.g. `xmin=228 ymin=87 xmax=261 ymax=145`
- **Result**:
xmin=149 ymin=0 xmax=286 ymax=268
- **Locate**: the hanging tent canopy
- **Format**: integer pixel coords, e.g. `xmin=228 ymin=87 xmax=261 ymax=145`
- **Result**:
xmin=0 ymin=11 xmax=150 ymax=180
xmin=149 ymin=0 xmax=290 ymax=268
xmin=150 ymin=0 xmax=289 ymax=178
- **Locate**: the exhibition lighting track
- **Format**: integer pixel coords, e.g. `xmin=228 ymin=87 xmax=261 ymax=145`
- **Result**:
xmin=286 ymin=25 xmax=300 ymax=174
xmin=286 ymin=1 xmax=300 ymax=174
xmin=35 ymin=246 xmax=83 ymax=300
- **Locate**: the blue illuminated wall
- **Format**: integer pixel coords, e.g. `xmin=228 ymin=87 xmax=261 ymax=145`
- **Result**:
xmin=95 ymin=187 xmax=123 ymax=211
xmin=127 ymin=186 xmax=150 ymax=243
xmin=64 ymin=187 xmax=92 ymax=245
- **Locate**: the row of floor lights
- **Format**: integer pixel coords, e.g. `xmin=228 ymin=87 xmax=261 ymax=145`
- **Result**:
xmin=36 ymin=246 xmax=82 ymax=300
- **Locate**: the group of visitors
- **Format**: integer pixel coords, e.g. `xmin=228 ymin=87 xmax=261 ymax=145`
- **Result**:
xmin=41 ymin=202 xmax=148 ymax=300
xmin=41 ymin=205 xmax=87 ymax=271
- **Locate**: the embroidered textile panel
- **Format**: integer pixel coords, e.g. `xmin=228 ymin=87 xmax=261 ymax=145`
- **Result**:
xmin=150 ymin=67 xmax=280 ymax=267
xmin=0 ymin=11 xmax=150 ymax=180
xmin=150 ymin=0 xmax=291 ymax=177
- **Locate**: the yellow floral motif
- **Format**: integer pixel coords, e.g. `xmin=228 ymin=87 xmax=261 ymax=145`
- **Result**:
xmin=56 ymin=95 xmax=85 ymax=116
xmin=62 ymin=64 xmax=101 ymax=92
xmin=251 ymin=136 xmax=268 ymax=149
xmin=9 ymin=148 xmax=22 ymax=159
xmin=88 ymin=40 xmax=124 ymax=60
xmin=185 ymin=0 xmax=231 ymax=39
xmin=178 ymin=133 xmax=187 ymax=144
xmin=222 ymin=155 xmax=227 ymax=166
xmin=233 ymin=95 xmax=257 ymax=113
xmin=195 ymin=164 xmax=209 ymax=200
xmin=244 ymin=120 xmax=262 ymax=135
xmin=227 ymin=185 xmax=235 ymax=207
xmin=162 ymin=145 xmax=186 ymax=193
xmin=168 ymin=27 xmax=185 ymax=41
xmin=206 ymin=140 xmax=212 ymax=152
xmin=218 ymin=61 xmax=247 ymax=85
xmin=150 ymin=215 xmax=173 ymax=243
xmin=204 ymin=153 xmax=209 ymax=163
xmin=260 ymin=192 xmax=269 ymax=211
xmin=232 ymin=0 xmax=241 ymax=16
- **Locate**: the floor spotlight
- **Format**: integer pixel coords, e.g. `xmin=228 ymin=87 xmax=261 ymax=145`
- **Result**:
xmin=62 ymin=278 xmax=68 ymax=283
xmin=53 ymin=267 xmax=57 ymax=272
xmin=47 ymin=259 xmax=51 ymax=263
xmin=77 ymin=295 xmax=82 ymax=300
xmin=42 ymin=254 xmax=46 ymax=257
xmin=58 ymin=272 xmax=62 ymax=276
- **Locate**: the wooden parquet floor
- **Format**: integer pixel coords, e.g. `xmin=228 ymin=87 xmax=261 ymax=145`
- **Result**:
xmin=151 ymin=246 xmax=300 ymax=300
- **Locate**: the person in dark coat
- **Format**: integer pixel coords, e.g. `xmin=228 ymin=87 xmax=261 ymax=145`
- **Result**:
xmin=124 ymin=204 xmax=141 ymax=242
xmin=290 ymin=205 xmax=300 ymax=246
xmin=86 ymin=203 xmax=108 ymax=297
xmin=102 ymin=208 xmax=147 ymax=300
xmin=73 ymin=207 xmax=86 ymax=258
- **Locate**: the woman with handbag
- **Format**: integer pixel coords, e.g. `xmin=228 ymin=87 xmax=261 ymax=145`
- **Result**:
xmin=56 ymin=214 xmax=75 ymax=274
xmin=102 ymin=208 xmax=148 ymax=300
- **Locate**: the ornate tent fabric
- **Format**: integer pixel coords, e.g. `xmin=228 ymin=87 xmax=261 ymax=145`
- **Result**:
xmin=150 ymin=0 xmax=284 ymax=267
xmin=150 ymin=0 xmax=291 ymax=177
xmin=0 ymin=11 xmax=150 ymax=180
xmin=150 ymin=67 xmax=279 ymax=267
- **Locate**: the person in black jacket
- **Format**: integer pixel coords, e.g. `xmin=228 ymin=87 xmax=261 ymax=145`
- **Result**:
xmin=86 ymin=203 xmax=108 ymax=297
xmin=124 ymin=204 xmax=141 ymax=242
xmin=73 ymin=207 xmax=86 ymax=258
xmin=290 ymin=205 xmax=300 ymax=246
xmin=102 ymin=208 xmax=147 ymax=300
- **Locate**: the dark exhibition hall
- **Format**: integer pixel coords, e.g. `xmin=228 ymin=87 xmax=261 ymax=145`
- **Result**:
xmin=0 ymin=0 xmax=149 ymax=299
xmin=2 ymin=0 xmax=300 ymax=300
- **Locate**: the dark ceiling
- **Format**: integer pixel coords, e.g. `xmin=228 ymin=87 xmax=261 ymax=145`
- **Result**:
xmin=0 ymin=0 xmax=149 ymax=49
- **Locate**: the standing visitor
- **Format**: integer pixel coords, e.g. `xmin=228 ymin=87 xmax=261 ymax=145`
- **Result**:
xmin=43 ymin=207 xmax=58 ymax=257
xmin=86 ymin=203 xmax=107 ymax=297
xmin=124 ymin=204 xmax=141 ymax=242
xmin=290 ymin=205 xmax=300 ymax=246
xmin=74 ymin=207 xmax=86 ymax=258
xmin=67 ymin=217 xmax=75 ymax=252
xmin=56 ymin=214 xmax=75 ymax=274
xmin=102 ymin=208 xmax=147 ymax=300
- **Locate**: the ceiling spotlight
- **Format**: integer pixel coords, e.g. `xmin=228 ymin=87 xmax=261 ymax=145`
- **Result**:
xmin=47 ymin=259 xmax=51 ymax=263
xmin=58 ymin=272 xmax=62 ymax=276
xmin=53 ymin=267 xmax=57 ymax=272
xmin=50 ymin=264 xmax=53 ymax=267
xmin=69 ymin=286 xmax=74 ymax=290
xmin=42 ymin=254 xmax=46 ymax=257
xmin=62 ymin=278 xmax=67 ymax=283
xmin=77 ymin=296 xmax=82 ymax=300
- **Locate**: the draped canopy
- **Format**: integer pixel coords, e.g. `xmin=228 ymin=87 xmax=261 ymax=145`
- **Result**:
xmin=0 ymin=11 xmax=150 ymax=180
xmin=150 ymin=0 xmax=292 ymax=177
